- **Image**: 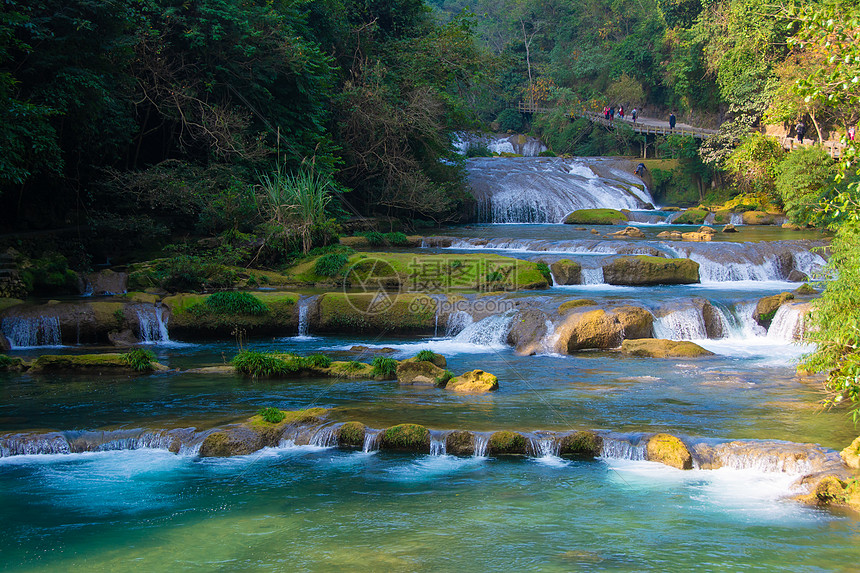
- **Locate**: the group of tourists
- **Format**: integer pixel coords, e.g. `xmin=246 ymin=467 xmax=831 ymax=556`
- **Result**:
xmin=794 ymin=119 xmax=856 ymax=145
xmin=602 ymin=105 xmax=638 ymax=123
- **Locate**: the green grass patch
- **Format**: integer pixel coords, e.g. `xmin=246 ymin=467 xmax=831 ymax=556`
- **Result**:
xmin=563 ymin=209 xmax=629 ymax=225
xmin=198 ymin=291 xmax=269 ymax=315
xmin=121 ymin=349 xmax=156 ymax=372
xmin=415 ymin=349 xmax=436 ymax=362
xmin=371 ymin=357 xmax=398 ymax=377
xmin=314 ymin=252 xmax=350 ymax=277
xmin=257 ymin=407 xmax=286 ymax=424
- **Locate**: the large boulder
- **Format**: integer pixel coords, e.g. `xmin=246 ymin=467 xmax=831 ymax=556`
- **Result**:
xmin=337 ymin=422 xmax=366 ymax=447
xmin=396 ymin=359 xmax=446 ymax=385
xmin=613 ymin=305 xmax=653 ymax=339
xmin=754 ymin=292 xmax=794 ymax=327
xmin=840 ymin=436 xmax=860 ymax=469
xmin=701 ymin=301 xmax=726 ymax=339
xmin=550 ymin=259 xmax=582 ymax=285
xmin=603 ymin=256 xmax=700 ymax=285
xmin=557 ymin=308 xmax=623 ymax=351
xmin=672 ymin=208 xmax=709 ymax=225
xmin=445 ymin=430 xmax=476 ymax=456
xmin=316 ymin=293 xmax=443 ymax=334
xmin=559 ymin=431 xmax=603 ymax=457
xmin=446 ymin=369 xmax=499 ymax=393
xmin=506 ymin=308 xmax=549 ymax=356
xmin=198 ymin=408 xmax=328 ymax=457
xmin=563 ymin=209 xmax=629 ymax=225
xmin=621 ymin=339 xmax=714 ymax=358
xmin=488 ymin=431 xmax=527 ymax=455
xmin=379 ymin=424 xmax=431 ymax=452
xmin=742 ymin=211 xmax=776 ymax=225
xmin=646 ymin=433 xmax=693 ymax=470
xmin=681 ymin=231 xmax=712 ymax=242
xmin=164 ymin=292 xmax=299 ymax=338
xmin=85 ymin=269 xmax=128 ymax=295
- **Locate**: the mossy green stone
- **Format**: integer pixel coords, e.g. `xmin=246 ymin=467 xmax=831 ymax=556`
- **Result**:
xmin=164 ymin=291 xmax=298 ymax=338
xmin=337 ymin=422 xmax=366 ymax=447
xmin=488 ymin=431 xmax=527 ymax=455
xmin=603 ymin=255 xmax=699 ymax=285
xmin=646 ymin=433 xmax=693 ymax=470
xmin=672 ymin=208 xmax=709 ymax=225
xmin=30 ymin=353 xmax=158 ymax=374
xmin=380 ymin=424 xmax=431 ymax=451
xmin=558 ymin=299 xmax=598 ymax=313
xmin=559 ymin=431 xmax=603 ymax=457
xmin=563 ymin=209 xmax=629 ymax=225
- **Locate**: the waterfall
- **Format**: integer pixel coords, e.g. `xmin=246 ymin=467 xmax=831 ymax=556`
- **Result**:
xmin=473 ymin=433 xmax=490 ymax=458
xmin=136 ymin=306 xmax=170 ymax=343
xmin=0 ymin=428 xmax=202 ymax=458
xmin=722 ymin=302 xmax=766 ymax=339
xmin=445 ymin=311 xmax=473 ymax=337
xmin=1 ymin=433 xmax=71 ymax=457
xmin=296 ymin=296 xmax=313 ymax=337
xmin=580 ymin=267 xmax=604 ymax=285
xmin=729 ymin=213 xmax=743 ymax=225
xmin=309 ymin=425 xmax=339 ymax=448
xmin=467 ymin=157 xmax=654 ymax=223
xmin=1 ymin=316 xmax=62 ymax=348
xmin=666 ymin=241 xmax=827 ymax=283
xmin=692 ymin=441 xmax=840 ymax=475
xmin=362 ymin=429 xmax=382 ymax=453
xmin=600 ymin=435 xmax=647 ymax=461
xmin=539 ymin=319 xmax=562 ymax=354
xmin=430 ymin=432 xmax=448 ymax=456
xmin=451 ymin=313 xmax=514 ymax=348
xmin=653 ymin=307 xmax=708 ymax=340
xmin=766 ymin=305 xmax=806 ymax=341
xmin=527 ymin=434 xmax=561 ymax=459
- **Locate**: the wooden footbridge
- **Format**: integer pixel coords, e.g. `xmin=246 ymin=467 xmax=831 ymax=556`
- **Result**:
xmin=516 ymin=101 xmax=846 ymax=158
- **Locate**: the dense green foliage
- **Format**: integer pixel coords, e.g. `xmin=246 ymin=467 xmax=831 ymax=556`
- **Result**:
xmin=415 ymin=349 xmax=437 ymax=362
xmin=121 ymin=349 xmax=156 ymax=372
xmin=257 ymin=407 xmax=286 ymax=424
xmin=371 ymin=356 xmax=398 ymax=377
xmin=314 ymin=253 xmax=350 ymax=277
xmin=232 ymin=350 xmax=334 ymax=377
xmin=199 ymin=292 xmax=269 ymax=316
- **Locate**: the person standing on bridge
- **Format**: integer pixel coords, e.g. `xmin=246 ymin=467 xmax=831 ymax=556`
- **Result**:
xmin=669 ymin=111 xmax=676 ymax=131
xmin=795 ymin=119 xmax=806 ymax=144
xmin=609 ymin=106 xmax=615 ymax=122
xmin=619 ymin=105 xmax=625 ymax=119
xmin=631 ymin=108 xmax=638 ymax=124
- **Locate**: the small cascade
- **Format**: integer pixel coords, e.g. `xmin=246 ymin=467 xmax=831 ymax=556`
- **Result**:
xmin=580 ymin=267 xmax=604 ymax=285
xmin=309 ymin=425 xmax=339 ymax=448
xmin=1 ymin=316 xmax=62 ymax=348
xmin=296 ymin=296 xmax=314 ymax=337
xmin=444 ymin=310 xmax=473 ymax=337
xmin=729 ymin=213 xmax=743 ymax=225
xmin=527 ymin=434 xmax=561 ymax=459
xmin=766 ymin=305 xmax=806 ymax=341
xmin=723 ymin=302 xmax=766 ymax=339
xmin=539 ymin=319 xmax=561 ymax=354
xmin=428 ymin=294 xmax=448 ymax=337
xmin=600 ymin=435 xmax=647 ymax=461
xmin=430 ymin=431 xmax=448 ymax=456
xmin=0 ymin=428 xmax=201 ymax=458
xmin=693 ymin=440 xmax=841 ymax=475
xmin=451 ymin=313 xmax=514 ymax=348
xmin=473 ymin=433 xmax=490 ymax=458
xmin=362 ymin=429 xmax=382 ymax=453
xmin=1 ymin=432 xmax=71 ymax=457
xmin=653 ymin=307 xmax=708 ymax=340
xmin=136 ymin=306 xmax=170 ymax=343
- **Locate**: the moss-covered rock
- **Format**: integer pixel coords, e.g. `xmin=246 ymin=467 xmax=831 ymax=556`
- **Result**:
xmin=396 ymin=359 xmax=446 ymax=385
xmin=722 ymin=224 xmax=738 ymax=233
xmin=488 ymin=431 xmax=527 ymax=455
xmin=840 ymin=436 xmax=860 ymax=469
xmin=199 ymin=407 xmax=330 ymax=457
xmin=445 ymin=369 xmax=499 ymax=393
xmin=742 ymin=210 xmax=776 ymax=225
xmin=613 ymin=306 xmax=653 ymax=339
xmin=379 ymin=424 xmax=431 ymax=452
xmin=646 ymin=433 xmax=693 ymax=470
xmin=795 ymin=475 xmax=860 ymax=512
xmin=28 ymin=353 xmax=167 ymax=374
xmin=559 ymin=431 xmax=603 ymax=457
xmin=0 ymin=354 xmax=26 ymax=371
xmin=316 ymin=292 xmax=438 ymax=333
xmin=754 ymin=292 xmax=794 ymax=327
xmin=672 ymin=208 xmax=709 ymax=225
xmin=563 ymin=209 xmax=629 ymax=225
xmin=557 ymin=308 xmax=623 ymax=352
xmin=445 ymin=430 xmax=475 ymax=456
xmin=337 ymin=422 xmax=366 ymax=447
xmin=794 ymin=283 xmax=817 ymax=296
xmin=609 ymin=226 xmax=645 ymax=238
xmin=164 ymin=291 xmax=299 ymax=338
xmin=558 ymin=299 xmax=598 ymax=313
xmin=198 ymin=428 xmax=264 ymax=457
xmin=621 ymin=339 xmax=714 ymax=358
xmin=550 ymin=259 xmax=582 ymax=285
xmin=603 ymin=256 xmax=699 ymax=285
xmin=680 ymin=231 xmax=712 ymax=242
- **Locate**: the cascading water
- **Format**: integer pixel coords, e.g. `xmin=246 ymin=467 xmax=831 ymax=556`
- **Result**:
xmin=653 ymin=307 xmax=708 ymax=340
xmin=600 ymin=435 xmax=647 ymax=461
xmin=444 ymin=310 xmax=473 ymax=337
xmin=309 ymin=425 xmax=339 ymax=448
xmin=450 ymin=313 xmax=514 ymax=348
xmin=468 ymin=157 xmax=654 ymax=223
xmin=580 ymin=267 xmax=604 ymax=285
xmin=430 ymin=432 xmax=447 ymax=456
xmin=296 ymin=296 xmax=317 ymax=338
xmin=362 ymin=429 xmax=382 ymax=453
xmin=527 ymin=434 xmax=561 ymax=459
xmin=766 ymin=304 xmax=806 ymax=341
xmin=473 ymin=434 xmax=490 ymax=458
xmin=136 ymin=306 xmax=170 ymax=343
xmin=1 ymin=316 xmax=62 ymax=348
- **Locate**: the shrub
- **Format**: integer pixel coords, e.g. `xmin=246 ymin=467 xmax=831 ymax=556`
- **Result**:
xmin=233 ymin=351 xmax=292 ymax=377
xmin=371 ymin=357 xmax=398 ymax=377
xmin=496 ymin=108 xmax=525 ymax=132
xmin=359 ymin=231 xmax=385 ymax=246
xmin=344 ymin=360 xmax=363 ymax=372
xmin=305 ymin=354 xmax=332 ymax=368
xmin=434 ymin=369 xmax=454 ymax=388
xmin=257 ymin=407 xmax=286 ymax=424
xmin=535 ymin=262 xmax=552 ymax=283
xmin=465 ymin=143 xmax=493 ymax=158
xmin=314 ymin=252 xmax=349 ymax=277
xmin=203 ymin=291 xmax=269 ymax=315
xmin=384 ymin=232 xmax=409 ymax=246
xmin=415 ymin=349 xmax=436 ymax=362
xmin=121 ymin=349 xmax=156 ymax=372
